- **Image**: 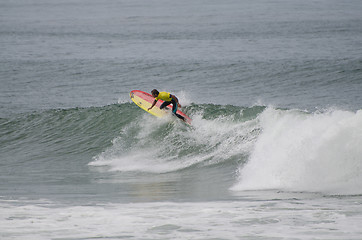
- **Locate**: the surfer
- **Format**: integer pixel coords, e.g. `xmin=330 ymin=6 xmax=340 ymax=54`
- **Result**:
xmin=148 ymin=89 xmax=185 ymax=121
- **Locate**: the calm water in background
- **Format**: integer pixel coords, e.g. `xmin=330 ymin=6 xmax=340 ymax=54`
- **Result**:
xmin=1 ymin=0 xmax=362 ymax=239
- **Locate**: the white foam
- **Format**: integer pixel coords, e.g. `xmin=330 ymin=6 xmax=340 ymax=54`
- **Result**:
xmin=232 ymin=108 xmax=362 ymax=194
xmin=175 ymin=90 xmax=192 ymax=106
xmin=1 ymin=198 xmax=362 ymax=240
xmin=90 ymin=110 xmax=258 ymax=173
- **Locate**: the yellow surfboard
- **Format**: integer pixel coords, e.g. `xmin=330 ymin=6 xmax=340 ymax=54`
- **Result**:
xmin=130 ymin=90 xmax=192 ymax=124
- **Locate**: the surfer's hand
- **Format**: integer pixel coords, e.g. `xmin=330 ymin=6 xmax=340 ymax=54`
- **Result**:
xmin=178 ymin=103 xmax=182 ymax=108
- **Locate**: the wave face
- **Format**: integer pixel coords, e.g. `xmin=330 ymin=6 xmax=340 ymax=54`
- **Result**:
xmin=89 ymin=103 xmax=362 ymax=195
xmin=1 ymin=103 xmax=362 ymax=197
xmin=89 ymin=104 xmax=263 ymax=173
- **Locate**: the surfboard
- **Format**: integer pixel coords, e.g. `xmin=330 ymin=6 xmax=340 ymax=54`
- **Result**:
xmin=130 ymin=90 xmax=192 ymax=124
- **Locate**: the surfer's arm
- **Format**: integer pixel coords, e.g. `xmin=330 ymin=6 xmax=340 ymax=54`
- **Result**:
xmin=170 ymin=94 xmax=181 ymax=108
xmin=148 ymin=99 xmax=157 ymax=111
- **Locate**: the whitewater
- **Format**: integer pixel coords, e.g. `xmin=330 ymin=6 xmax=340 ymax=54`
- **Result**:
xmin=90 ymin=104 xmax=362 ymax=196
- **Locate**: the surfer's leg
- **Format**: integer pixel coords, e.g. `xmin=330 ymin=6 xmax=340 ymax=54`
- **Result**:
xmin=170 ymin=99 xmax=185 ymax=121
xmin=170 ymin=99 xmax=178 ymax=113
xmin=160 ymin=100 xmax=185 ymax=121
xmin=160 ymin=101 xmax=171 ymax=110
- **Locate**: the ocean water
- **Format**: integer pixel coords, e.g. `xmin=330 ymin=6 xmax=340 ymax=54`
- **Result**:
xmin=1 ymin=0 xmax=362 ymax=239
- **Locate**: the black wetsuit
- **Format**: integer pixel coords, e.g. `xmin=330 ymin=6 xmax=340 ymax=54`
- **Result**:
xmin=160 ymin=99 xmax=185 ymax=121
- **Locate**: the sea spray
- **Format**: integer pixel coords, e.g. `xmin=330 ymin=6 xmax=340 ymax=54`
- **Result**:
xmin=89 ymin=104 xmax=261 ymax=173
xmin=232 ymin=108 xmax=362 ymax=194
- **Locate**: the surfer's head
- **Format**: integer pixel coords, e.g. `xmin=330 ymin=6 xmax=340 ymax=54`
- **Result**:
xmin=151 ymin=89 xmax=159 ymax=97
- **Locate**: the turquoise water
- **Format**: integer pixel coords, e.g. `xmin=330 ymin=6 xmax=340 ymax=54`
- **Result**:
xmin=1 ymin=0 xmax=362 ymax=239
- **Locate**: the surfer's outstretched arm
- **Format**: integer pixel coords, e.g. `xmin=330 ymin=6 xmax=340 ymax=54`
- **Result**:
xmin=148 ymin=99 xmax=157 ymax=111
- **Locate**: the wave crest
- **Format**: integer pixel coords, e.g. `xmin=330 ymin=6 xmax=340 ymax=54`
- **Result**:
xmin=232 ymin=108 xmax=362 ymax=195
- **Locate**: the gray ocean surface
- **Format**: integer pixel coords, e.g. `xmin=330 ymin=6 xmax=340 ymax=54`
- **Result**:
xmin=1 ymin=0 xmax=362 ymax=239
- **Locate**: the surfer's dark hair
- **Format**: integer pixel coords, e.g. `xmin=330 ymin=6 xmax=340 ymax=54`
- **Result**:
xmin=151 ymin=89 xmax=159 ymax=96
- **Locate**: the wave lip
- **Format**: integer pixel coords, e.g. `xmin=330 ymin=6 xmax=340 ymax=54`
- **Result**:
xmin=232 ymin=108 xmax=362 ymax=195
